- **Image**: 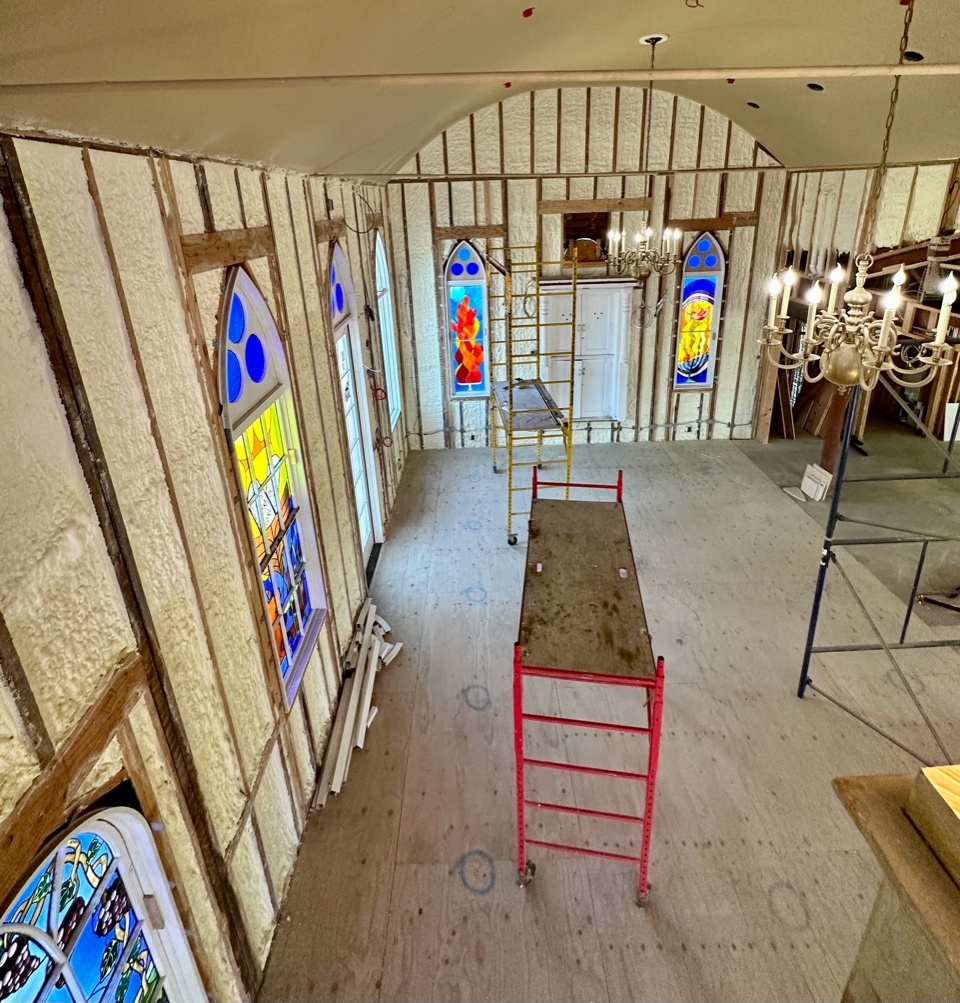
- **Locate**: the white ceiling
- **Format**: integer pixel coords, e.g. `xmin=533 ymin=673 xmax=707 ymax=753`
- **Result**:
xmin=1 ymin=0 xmax=958 ymax=175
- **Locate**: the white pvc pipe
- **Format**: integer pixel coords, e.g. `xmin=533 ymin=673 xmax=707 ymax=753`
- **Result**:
xmin=3 ymin=63 xmax=960 ymax=93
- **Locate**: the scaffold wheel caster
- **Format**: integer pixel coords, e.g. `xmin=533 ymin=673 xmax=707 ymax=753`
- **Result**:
xmin=537 ymin=463 xmax=542 ymax=469
xmin=492 ymin=463 xmax=497 ymax=473
xmin=517 ymin=861 xmax=536 ymax=887
xmin=637 ymin=885 xmax=651 ymax=908
xmin=508 ymin=534 xmax=518 ymax=546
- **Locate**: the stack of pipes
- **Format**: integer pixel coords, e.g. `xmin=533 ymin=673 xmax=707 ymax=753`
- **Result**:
xmin=313 ymin=600 xmax=403 ymax=808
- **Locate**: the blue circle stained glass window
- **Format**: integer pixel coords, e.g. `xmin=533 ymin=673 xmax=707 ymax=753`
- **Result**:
xmin=335 ymin=283 xmax=345 ymax=313
xmin=466 ymin=262 xmax=480 ymax=276
xmin=688 ymin=255 xmax=701 ymax=268
xmin=227 ymin=350 xmax=243 ymax=402
xmin=458 ymin=246 xmax=471 ymax=261
xmin=697 ymin=238 xmax=711 ymax=253
xmin=451 ymin=262 xmax=464 ymax=277
xmin=705 ymin=254 xmax=718 ymax=268
xmin=246 ymin=334 xmax=267 ymax=383
xmin=228 ymin=294 xmax=245 ymax=343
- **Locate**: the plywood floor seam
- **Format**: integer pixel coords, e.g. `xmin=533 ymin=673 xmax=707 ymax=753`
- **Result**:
xmin=260 ymin=440 xmax=960 ymax=1003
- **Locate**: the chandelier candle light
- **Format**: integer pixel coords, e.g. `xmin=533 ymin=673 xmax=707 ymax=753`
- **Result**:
xmin=607 ymin=226 xmax=682 ymax=279
xmin=760 ymin=0 xmax=957 ymax=395
xmin=760 ymin=256 xmax=957 ymax=391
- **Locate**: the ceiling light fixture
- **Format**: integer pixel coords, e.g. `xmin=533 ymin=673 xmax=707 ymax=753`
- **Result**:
xmin=609 ymin=34 xmax=682 ymax=280
xmin=760 ymin=0 xmax=952 ymax=391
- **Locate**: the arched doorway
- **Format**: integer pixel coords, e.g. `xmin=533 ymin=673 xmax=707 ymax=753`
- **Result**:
xmin=0 ymin=808 xmax=205 ymax=1002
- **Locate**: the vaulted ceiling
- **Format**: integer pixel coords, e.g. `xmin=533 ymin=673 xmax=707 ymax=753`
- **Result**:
xmin=1 ymin=0 xmax=958 ymax=176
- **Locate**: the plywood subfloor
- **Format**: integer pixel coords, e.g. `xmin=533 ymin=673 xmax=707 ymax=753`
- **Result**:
xmin=259 ymin=441 xmax=960 ymax=1003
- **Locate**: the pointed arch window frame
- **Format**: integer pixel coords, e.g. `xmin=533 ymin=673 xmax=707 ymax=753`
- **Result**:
xmin=673 ymin=231 xmax=726 ymax=392
xmin=374 ymin=231 xmax=403 ymax=429
xmin=218 ymin=265 xmax=327 ymax=707
xmin=0 ymin=807 xmax=205 ymax=1002
xmin=444 ymin=240 xmax=490 ymax=399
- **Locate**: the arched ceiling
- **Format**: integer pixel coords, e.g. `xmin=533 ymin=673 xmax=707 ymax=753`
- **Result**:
xmin=0 ymin=0 xmax=958 ymax=176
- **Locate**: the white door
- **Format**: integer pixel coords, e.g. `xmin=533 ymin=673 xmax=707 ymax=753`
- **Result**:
xmin=337 ymin=326 xmax=377 ymax=563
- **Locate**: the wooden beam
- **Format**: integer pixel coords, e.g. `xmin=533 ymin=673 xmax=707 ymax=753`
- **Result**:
xmin=538 ymin=197 xmax=652 ymax=215
xmin=0 ymin=654 xmax=145 ymax=908
xmin=313 ymin=216 xmax=347 ymax=243
xmin=0 ymin=607 xmax=54 ymax=765
xmin=868 ymin=234 xmax=960 ymax=273
xmin=666 ymin=211 xmax=759 ymax=231
xmin=433 ymin=223 xmax=506 ymax=241
xmin=0 ymin=138 xmax=261 ymax=990
xmin=180 ymin=225 xmax=274 ymax=275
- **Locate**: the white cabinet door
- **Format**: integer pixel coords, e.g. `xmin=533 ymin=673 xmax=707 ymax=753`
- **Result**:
xmin=577 ymin=357 xmax=616 ymax=419
xmin=538 ymin=282 xmax=630 ymax=421
xmin=578 ymin=286 xmax=621 ymax=356
xmin=539 ymin=285 xmax=574 ymax=357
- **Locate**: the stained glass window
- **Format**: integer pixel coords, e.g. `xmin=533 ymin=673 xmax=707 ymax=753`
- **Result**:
xmin=221 ymin=268 xmax=326 ymax=704
xmin=444 ymin=241 xmax=489 ymax=398
xmin=674 ymin=232 xmax=725 ymax=391
xmin=0 ymin=811 xmax=201 ymax=1002
xmin=374 ymin=233 xmax=402 ymax=428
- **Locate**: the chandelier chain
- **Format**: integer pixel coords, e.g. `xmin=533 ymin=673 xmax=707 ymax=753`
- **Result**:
xmin=864 ymin=0 xmax=915 ymax=251
xmin=642 ymin=40 xmax=657 ymax=175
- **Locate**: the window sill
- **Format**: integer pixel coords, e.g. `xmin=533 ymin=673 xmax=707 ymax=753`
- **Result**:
xmin=283 ymin=606 xmax=326 ymax=708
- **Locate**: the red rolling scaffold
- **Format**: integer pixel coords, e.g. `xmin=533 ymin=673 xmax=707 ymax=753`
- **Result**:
xmin=513 ymin=469 xmax=665 ymax=905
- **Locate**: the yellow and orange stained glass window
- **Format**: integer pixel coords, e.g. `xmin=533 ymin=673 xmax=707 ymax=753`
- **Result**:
xmin=234 ymin=400 xmax=312 ymax=683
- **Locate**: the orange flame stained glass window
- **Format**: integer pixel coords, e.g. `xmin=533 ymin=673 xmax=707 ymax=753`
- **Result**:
xmin=445 ymin=241 xmax=489 ymax=398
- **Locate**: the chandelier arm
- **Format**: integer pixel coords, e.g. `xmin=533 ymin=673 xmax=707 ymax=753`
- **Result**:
xmin=803 ymin=357 xmax=826 ymax=384
xmin=761 ymin=341 xmax=804 ymax=371
xmin=885 ymin=368 xmax=939 ymax=390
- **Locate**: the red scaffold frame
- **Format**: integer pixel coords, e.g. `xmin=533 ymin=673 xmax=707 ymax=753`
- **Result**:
xmin=514 ymin=469 xmax=665 ymax=905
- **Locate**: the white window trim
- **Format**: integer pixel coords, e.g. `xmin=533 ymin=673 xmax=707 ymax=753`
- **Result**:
xmin=374 ymin=233 xmax=403 ymax=430
xmin=0 ymin=807 xmax=207 ymax=1002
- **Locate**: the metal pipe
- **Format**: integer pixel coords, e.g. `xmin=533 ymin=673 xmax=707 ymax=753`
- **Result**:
xmin=4 ymin=63 xmax=960 ymax=94
xmin=812 ymin=638 xmax=960 ymax=653
xmin=899 ymin=540 xmax=928 ymax=644
xmin=797 ymin=386 xmax=859 ymax=698
xmin=806 ymin=682 xmax=932 ymax=766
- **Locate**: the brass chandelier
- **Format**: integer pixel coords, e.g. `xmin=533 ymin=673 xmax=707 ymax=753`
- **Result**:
xmin=758 ymin=0 xmax=957 ymax=391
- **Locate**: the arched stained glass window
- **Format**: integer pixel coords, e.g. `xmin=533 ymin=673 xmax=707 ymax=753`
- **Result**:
xmin=220 ymin=268 xmax=326 ymax=704
xmin=674 ymin=232 xmax=725 ymax=390
xmin=374 ymin=234 xmax=402 ymax=429
xmin=444 ymin=241 xmax=489 ymax=398
xmin=0 ymin=809 xmax=205 ymax=1002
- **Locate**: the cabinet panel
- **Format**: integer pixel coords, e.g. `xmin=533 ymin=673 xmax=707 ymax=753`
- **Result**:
xmin=578 ymin=357 xmax=616 ymax=419
xmin=579 ymin=286 xmax=621 ymax=356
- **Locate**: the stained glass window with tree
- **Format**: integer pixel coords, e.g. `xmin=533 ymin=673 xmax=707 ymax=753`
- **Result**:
xmin=0 ymin=810 xmax=204 ymax=1002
